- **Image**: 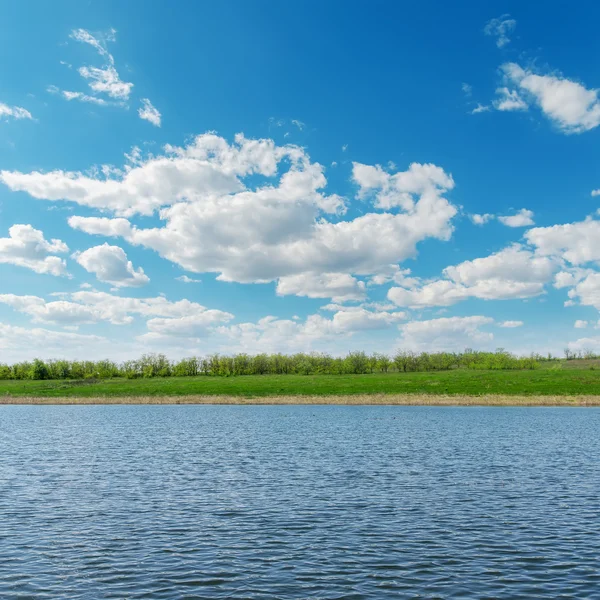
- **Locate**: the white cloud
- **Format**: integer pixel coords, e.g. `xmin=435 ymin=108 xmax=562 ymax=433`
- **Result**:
xmin=568 ymin=336 xmax=600 ymax=354
xmin=276 ymin=272 xmax=366 ymax=302
xmin=503 ymin=63 xmax=600 ymax=133
xmin=565 ymin=273 xmax=600 ymax=310
xmin=48 ymin=85 xmax=110 ymax=106
xmin=291 ymin=119 xmax=305 ymax=130
xmin=352 ymin=161 xmax=455 ymax=212
xmin=525 ymin=218 xmax=600 ymax=265
xmin=499 ymin=320 xmax=524 ymax=328
xmin=493 ymin=87 xmax=528 ymax=111
xmin=176 ymin=275 xmax=201 ymax=283
xmin=388 ymin=245 xmax=555 ymax=308
xmin=592 ymin=189 xmax=600 ymax=197
xmin=470 ymin=213 xmax=494 ymax=225
xmin=553 ymin=269 xmax=593 ymax=289
xmin=498 ymin=208 xmax=535 ymax=227
xmin=2 ymin=133 xmax=457 ymax=289
xmin=68 ymin=28 xmax=133 ymax=102
xmin=0 ymin=102 xmax=33 ymax=121
xmin=0 ymin=291 xmax=233 ymax=329
xmin=0 ymin=322 xmax=107 ymax=361
xmin=325 ymin=306 xmax=406 ymax=331
xmin=0 ymin=294 xmax=99 ymax=325
xmin=62 ymin=90 xmax=109 ymax=106
xmin=484 ymin=15 xmax=516 ymax=48
xmin=0 ymin=224 xmax=68 ymax=276
xmin=368 ymin=265 xmax=420 ymax=287
xmin=70 ymin=27 xmax=116 ymax=64
xmin=68 ymin=216 xmax=134 ymax=236
xmin=138 ymin=98 xmax=161 ymax=126
xmin=462 ymin=83 xmax=472 ymax=97
xmin=209 ymin=307 xmax=406 ymax=354
xmin=78 ymin=65 xmax=133 ymax=100
xmin=471 ymin=104 xmax=491 ymax=114
xmin=575 ymin=320 xmax=588 ymax=329
xmin=399 ymin=316 xmax=495 ymax=352
xmin=73 ymin=243 xmax=149 ymax=287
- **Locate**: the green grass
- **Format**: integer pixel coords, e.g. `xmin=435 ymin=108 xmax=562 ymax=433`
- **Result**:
xmin=1 ymin=368 xmax=600 ymax=398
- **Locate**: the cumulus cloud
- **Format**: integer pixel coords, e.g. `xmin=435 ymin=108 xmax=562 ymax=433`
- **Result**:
xmin=352 ymin=161 xmax=454 ymax=210
xmin=176 ymin=275 xmax=201 ymax=283
xmin=209 ymin=307 xmax=406 ymax=354
xmin=0 ymin=102 xmax=33 ymax=121
xmin=388 ymin=245 xmax=556 ymax=308
xmin=399 ymin=316 xmax=495 ymax=352
xmin=0 ymin=289 xmax=405 ymax=353
xmin=0 ymin=224 xmax=69 ymax=276
xmin=2 ymin=133 xmax=457 ymax=291
xmin=574 ymin=320 xmax=588 ymax=329
xmin=73 ymin=243 xmax=149 ymax=287
xmin=498 ymin=208 xmax=534 ymax=227
xmin=0 ymin=291 xmax=233 ymax=329
xmin=526 ymin=218 xmax=600 ymax=265
xmin=138 ymin=98 xmax=161 ymax=126
xmin=484 ymin=15 xmax=516 ymax=48
xmin=502 ymin=63 xmax=600 ymax=133
xmin=499 ymin=320 xmax=524 ymax=328
xmin=565 ymin=273 xmax=600 ymax=310
xmin=470 ymin=213 xmax=494 ymax=225
xmin=493 ymin=87 xmax=528 ymax=111
xmin=276 ymin=272 xmax=366 ymax=302
xmin=0 ymin=322 xmax=107 ymax=361
xmin=567 ymin=336 xmax=600 ymax=355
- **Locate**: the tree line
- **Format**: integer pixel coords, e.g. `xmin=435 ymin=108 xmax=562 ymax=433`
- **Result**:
xmin=0 ymin=349 xmax=545 ymax=380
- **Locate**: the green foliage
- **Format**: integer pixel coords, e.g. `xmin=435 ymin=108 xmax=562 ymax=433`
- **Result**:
xmin=0 ymin=348 xmax=552 ymax=382
xmin=29 ymin=359 xmax=50 ymax=380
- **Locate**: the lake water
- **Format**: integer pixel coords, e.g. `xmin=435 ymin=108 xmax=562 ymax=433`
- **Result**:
xmin=1 ymin=405 xmax=599 ymax=598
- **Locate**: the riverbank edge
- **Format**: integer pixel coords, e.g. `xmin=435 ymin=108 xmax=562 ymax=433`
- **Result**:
xmin=2 ymin=394 xmax=600 ymax=405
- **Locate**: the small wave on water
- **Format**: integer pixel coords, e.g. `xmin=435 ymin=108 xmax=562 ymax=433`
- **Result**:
xmin=1 ymin=405 xmax=599 ymax=598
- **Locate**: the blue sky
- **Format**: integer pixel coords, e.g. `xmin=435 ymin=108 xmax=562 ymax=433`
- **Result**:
xmin=2 ymin=1 xmax=600 ymax=361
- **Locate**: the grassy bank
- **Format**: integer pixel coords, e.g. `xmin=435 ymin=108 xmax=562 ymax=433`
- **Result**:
xmin=1 ymin=368 xmax=599 ymax=399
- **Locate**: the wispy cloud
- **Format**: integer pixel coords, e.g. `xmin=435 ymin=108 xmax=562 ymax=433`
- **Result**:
xmin=49 ymin=28 xmax=133 ymax=106
xmin=471 ymin=103 xmax=491 ymax=114
xmin=484 ymin=15 xmax=517 ymax=48
xmin=0 ymin=102 xmax=33 ymax=121
xmin=138 ymin=98 xmax=161 ymax=127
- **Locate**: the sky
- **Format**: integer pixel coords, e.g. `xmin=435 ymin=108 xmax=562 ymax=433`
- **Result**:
xmin=2 ymin=0 xmax=600 ymax=361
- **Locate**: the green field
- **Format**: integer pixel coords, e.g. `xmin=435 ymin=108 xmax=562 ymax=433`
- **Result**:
xmin=1 ymin=368 xmax=599 ymax=399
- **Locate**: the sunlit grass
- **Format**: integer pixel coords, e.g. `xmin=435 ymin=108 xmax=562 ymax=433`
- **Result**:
xmin=1 ymin=368 xmax=600 ymax=400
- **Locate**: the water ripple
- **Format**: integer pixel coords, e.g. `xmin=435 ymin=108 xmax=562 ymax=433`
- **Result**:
xmin=1 ymin=405 xmax=599 ymax=598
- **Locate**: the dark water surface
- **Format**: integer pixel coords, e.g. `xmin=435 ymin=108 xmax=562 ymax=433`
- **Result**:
xmin=1 ymin=405 xmax=599 ymax=599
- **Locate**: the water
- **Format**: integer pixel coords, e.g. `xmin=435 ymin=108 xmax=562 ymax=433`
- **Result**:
xmin=1 ymin=405 xmax=599 ymax=598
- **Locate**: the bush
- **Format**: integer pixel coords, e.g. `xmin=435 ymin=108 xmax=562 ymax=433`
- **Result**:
xmin=0 ymin=348 xmax=544 ymax=381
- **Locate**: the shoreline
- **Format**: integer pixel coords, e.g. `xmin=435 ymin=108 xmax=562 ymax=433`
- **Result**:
xmin=2 ymin=394 xmax=600 ymax=406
